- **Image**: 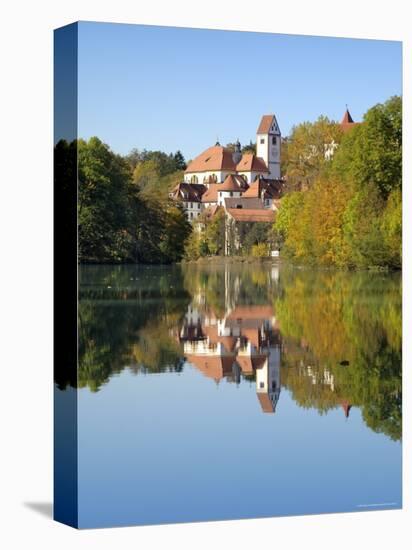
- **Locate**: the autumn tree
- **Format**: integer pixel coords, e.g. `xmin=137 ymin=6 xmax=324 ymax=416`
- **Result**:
xmin=284 ymin=116 xmax=343 ymax=189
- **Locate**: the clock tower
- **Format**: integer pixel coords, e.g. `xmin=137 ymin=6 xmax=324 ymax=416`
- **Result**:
xmin=256 ymin=114 xmax=281 ymax=179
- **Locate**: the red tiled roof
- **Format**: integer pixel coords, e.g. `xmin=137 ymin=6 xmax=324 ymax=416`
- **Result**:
xmin=256 ymin=392 xmax=275 ymax=413
xmin=242 ymin=177 xmax=283 ymax=199
xmin=203 ymin=326 xmax=237 ymax=352
xmin=340 ymin=108 xmax=360 ymax=133
xmin=236 ymin=356 xmax=255 ymax=374
xmin=341 ymin=400 xmax=352 ymax=418
xmin=219 ymin=174 xmax=245 ymax=192
xmin=185 ymin=146 xmax=237 ymax=173
xmin=186 ymin=355 xmax=234 ymax=381
xmin=201 ymin=184 xmax=219 ymax=203
xmin=236 ymin=153 xmax=268 ymax=173
xmin=224 ymin=197 xmax=263 ymax=210
xmin=226 ymin=208 xmax=275 ymax=223
xmin=170 ymin=182 xmax=206 ymax=201
xmin=341 ymin=109 xmax=354 ymax=124
xmin=257 ymin=114 xmax=275 ymax=134
xmin=228 ymin=305 xmax=274 ymax=320
xmin=241 ymin=328 xmax=261 ymax=349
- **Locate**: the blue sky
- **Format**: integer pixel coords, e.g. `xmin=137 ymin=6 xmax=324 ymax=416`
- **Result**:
xmin=78 ymin=22 xmax=402 ymax=160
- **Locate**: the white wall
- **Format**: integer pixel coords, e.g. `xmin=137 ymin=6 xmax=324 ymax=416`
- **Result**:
xmin=183 ymin=201 xmax=203 ymax=221
xmin=217 ymin=190 xmax=241 ymax=205
xmin=184 ymin=170 xmax=230 ymax=184
xmin=237 ymin=170 xmax=266 ymax=183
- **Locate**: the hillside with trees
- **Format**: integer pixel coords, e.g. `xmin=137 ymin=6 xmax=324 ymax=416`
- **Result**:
xmin=55 ymin=96 xmax=402 ymax=268
xmin=275 ymin=96 xmax=402 ymax=269
xmin=54 ymin=137 xmax=191 ymax=264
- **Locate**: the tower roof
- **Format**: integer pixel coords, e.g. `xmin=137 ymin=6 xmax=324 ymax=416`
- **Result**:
xmin=340 ymin=108 xmax=360 ymax=133
xmin=257 ymin=114 xmax=275 ymax=134
xmin=341 ymin=400 xmax=352 ymax=418
xmin=341 ymin=108 xmax=354 ymax=124
xmin=256 ymin=392 xmax=275 ymax=413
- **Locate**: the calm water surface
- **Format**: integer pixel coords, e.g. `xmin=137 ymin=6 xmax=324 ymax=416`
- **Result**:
xmin=62 ymin=262 xmax=401 ymax=528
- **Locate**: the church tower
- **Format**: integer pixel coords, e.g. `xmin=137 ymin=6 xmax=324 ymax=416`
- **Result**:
xmin=256 ymin=114 xmax=281 ymax=179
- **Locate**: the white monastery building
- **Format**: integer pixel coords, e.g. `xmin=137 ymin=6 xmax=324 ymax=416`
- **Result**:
xmin=170 ymin=109 xmax=357 ymax=223
xmin=171 ymin=114 xmax=284 ymax=222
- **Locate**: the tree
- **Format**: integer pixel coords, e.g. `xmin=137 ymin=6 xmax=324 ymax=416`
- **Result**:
xmin=78 ymin=137 xmax=132 ymax=262
xmin=173 ymin=150 xmax=187 ymax=170
xmin=242 ymin=141 xmax=256 ymax=154
xmin=381 ymin=188 xmax=402 ymax=268
xmin=284 ymin=116 xmax=343 ymax=189
xmin=342 ymin=182 xmax=386 ymax=268
xmin=225 ymin=141 xmax=256 ymax=154
xmin=159 ymin=203 xmax=192 ymax=263
xmin=332 ymin=96 xmax=402 ymax=198
xmin=276 ymin=96 xmax=402 ymax=269
xmin=251 ymin=243 xmax=269 ymax=257
xmin=204 ymin=208 xmax=225 ymax=255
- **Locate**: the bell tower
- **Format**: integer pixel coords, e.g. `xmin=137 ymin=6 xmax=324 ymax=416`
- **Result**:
xmin=256 ymin=114 xmax=281 ymax=179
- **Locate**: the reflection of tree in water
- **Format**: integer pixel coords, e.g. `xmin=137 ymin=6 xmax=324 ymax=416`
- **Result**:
xmin=69 ymin=262 xmax=401 ymax=441
xmin=70 ymin=265 xmax=191 ymax=391
xmin=276 ymin=267 xmax=402 ymax=441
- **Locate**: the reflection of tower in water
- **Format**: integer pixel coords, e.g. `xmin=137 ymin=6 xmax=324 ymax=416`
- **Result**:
xmin=256 ymin=346 xmax=281 ymax=413
xmin=180 ymin=296 xmax=281 ymax=414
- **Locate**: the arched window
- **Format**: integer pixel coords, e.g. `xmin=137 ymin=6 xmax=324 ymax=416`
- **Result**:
xmin=211 ymin=173 xmax=217 ymax=183
xmin=190 ymin=175 xmax=198 ymax=183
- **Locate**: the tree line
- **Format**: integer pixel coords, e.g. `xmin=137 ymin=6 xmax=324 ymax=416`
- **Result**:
xmin=55 ymin=95 xmax=401 ymax=267
xmin=55 ymin=138 xmax=191 ymax=263
xmin=275 ymin=96 xmax=402 ymax=269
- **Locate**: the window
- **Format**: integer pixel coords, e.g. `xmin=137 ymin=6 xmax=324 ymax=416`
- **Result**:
xmin=259 ymin=382 xmax=265 ymax=389
xmin=197 ymin=203 xmax=200 ymax=209
xmin=272 ymin=136 xmax=277 ymax=145
xmin=230 ymin=192 xmax=233 ymax=197
xmin=190 ymin=202 xmax=193 ymax=208
xmin=260 ymin=138 xmax=265 ymax=144
xmin=190 ymin=175 xmax=198 ymax=183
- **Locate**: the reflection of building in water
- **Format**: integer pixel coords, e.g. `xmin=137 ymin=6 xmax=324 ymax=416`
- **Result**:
xmin=179 ymin=303 xmax=281 ymax=414
xmin=306 ymin=365 xmax=335 ymax=392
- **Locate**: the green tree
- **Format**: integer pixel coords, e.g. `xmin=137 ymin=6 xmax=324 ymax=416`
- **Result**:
xmin=204 ymin=208 xmax=226 ymax=255
xmin=381 ymin=188 xmax=402 ymax=268
xmin=333 ymin=96 xmax=402 ymax=198
xmin=78 ymin=137 xmax=132 ymax=262
xmin=284 ymin=116 xmax=343 ymax=189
